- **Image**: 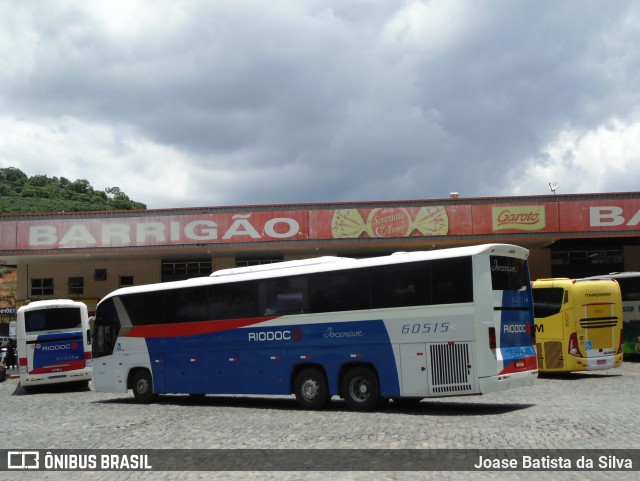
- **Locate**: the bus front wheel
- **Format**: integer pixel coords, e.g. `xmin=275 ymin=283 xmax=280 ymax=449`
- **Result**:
xmin=294 ymin=368 xmax=330 ymax=410
xmin=131 ymin=369 xmax=156 ymax=404
xmin=341 ymin=366 xmax=380 ymax=411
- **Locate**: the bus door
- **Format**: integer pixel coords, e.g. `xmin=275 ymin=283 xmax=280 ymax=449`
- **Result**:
xmin=573 ymin=303 xmax=618 ymax=362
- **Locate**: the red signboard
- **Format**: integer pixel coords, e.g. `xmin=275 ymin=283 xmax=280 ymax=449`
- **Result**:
xmin=0 ymin=220 xmax=17 ymax=250
xmin=471 ymin=203 xmax=560 ymax=234
xmin=11 ymin=212 xmax=309 ymax=250
xmin=310 ymin=205 xmax=473 ymax=239
xmin=0 ymin=197 xmax=639 ymax=252
xmin=559 ymin=199 xmax=640 ymax=231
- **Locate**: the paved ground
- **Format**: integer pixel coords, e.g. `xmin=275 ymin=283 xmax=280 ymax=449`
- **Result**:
xmin=1 ymin=362 xmax=639 ymax=481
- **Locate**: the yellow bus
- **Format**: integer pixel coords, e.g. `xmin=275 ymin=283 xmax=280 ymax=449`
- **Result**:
xmin=531 ymin=278 xmax=623 ymax=373
xmin=584 ymin=272 xmax=640 ymax=358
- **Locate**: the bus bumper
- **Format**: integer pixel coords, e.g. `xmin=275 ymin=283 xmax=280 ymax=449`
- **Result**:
xmin=478 ymin=369 xmax=538 ymax=394
xmin=579 ymin=354 xmax=623 ymax=371
xmin=19 ymin=369 xmax=92 ymax=387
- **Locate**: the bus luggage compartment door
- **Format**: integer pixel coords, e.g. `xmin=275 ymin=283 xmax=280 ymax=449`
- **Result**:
xmin=165 ymin=352 xmax=204 ymax=394
xmin=399 ymin=343 xmax=429 ymax=397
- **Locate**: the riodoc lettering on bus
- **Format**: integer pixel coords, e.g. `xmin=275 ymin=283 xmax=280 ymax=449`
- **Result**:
xmin=248 ymin=330 xmax=292 ymax=342
xmin=40 ymin=343 xmax=75 ymax=351
xmin=504 ymin=324 xmax=528 ymax=334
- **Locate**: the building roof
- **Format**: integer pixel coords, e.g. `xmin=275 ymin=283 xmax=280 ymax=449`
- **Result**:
xmin=1 ymin=192 xmax=639 ymax=265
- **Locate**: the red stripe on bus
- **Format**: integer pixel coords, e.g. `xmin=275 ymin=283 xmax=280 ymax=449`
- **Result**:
xmin=28 ymin=360 xmax=87 ymax=374
xmin=122 ymin=317 xmax=278 ymax=339
xmin=499 ymin=355 xmax=537 ymax=375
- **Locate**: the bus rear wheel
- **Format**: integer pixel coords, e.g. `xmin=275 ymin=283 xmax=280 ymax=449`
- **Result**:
xmin=131 ymin=369 xmax=156 ymax=404
xmin=294 ymin=368 xmax=330 ymax=410
xmin=341 ymin=366 xmax=380 ymax=411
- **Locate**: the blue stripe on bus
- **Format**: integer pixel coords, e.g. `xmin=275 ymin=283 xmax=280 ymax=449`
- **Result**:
xmin=144 ymin=319 xmax=401 ymax=397
xmin=499 ymin=290 xmax=536 ymax=365
xmin=31 ymin=336 xmax=86 ymax=371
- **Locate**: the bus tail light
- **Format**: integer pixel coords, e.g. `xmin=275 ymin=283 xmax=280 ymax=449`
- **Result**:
xmin=488 ymin=327 xmax=496 ymax=357
xmin=617 ymin=328 xmax=624 ymax=354
xmin=530 ymin=321 xmax=536 ymax=346
xmin=568 ymin=332 xmax=583 ymax=357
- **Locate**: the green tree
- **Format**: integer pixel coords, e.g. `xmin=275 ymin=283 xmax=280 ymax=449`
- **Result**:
xmin=70 ymin=179 xmax=91 ymax=193
xmin=0 ymin=167 xmax=27 ymax=184
xmin=0 ymin=167 xmax=147 ymax=213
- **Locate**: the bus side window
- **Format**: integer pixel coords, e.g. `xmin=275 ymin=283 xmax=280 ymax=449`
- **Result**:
xmin=371 ymin=264 xmax=430 ymax=308
xmin=618 ymin=278 xmax=640 ymax=301
xmin=166 ymin=287 xmax=209 ymax=323
xmin=431 ymin=257 xmax=473 ymax=304
xmin=329 ymin=271 xmax=369 ymax=311
xmin=210 ymin=282 xmax=259 ymax=320
xmin=310 ymin=289 xmax=332 ymax=313
xmin=265 ymin=276 xmax=309 ymax=315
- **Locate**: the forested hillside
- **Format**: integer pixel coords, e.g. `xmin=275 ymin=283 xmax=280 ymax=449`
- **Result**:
xmin=0 ymin=167 xmax=146 ymax=213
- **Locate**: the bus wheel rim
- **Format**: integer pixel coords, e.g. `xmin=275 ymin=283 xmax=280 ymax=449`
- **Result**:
xmin=137 ymin=379 xmax=149 ymax=394
xmin=350 ymin=377 xmax=369 ymax=402
xmin=301 ymin=379 xmax=319 ymax=401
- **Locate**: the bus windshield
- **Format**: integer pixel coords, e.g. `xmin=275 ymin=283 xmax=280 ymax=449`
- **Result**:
xmin=490 ymin=256 xmax=529 ymax=291
xmin=25 ymin=308 xmax=82 ymax=332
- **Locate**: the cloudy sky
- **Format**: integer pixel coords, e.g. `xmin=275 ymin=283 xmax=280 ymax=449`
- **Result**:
xmin=1 ymin=0 xmax=639 ymax=210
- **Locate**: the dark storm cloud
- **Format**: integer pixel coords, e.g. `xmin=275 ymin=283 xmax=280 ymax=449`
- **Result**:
xmin=1 ymin=0 xmax=639 ymax=208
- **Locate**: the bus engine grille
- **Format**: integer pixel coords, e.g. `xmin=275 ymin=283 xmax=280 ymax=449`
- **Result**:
xmin=540 ymin=341 xmax=564 ymax=370
xmin=429 ymin=343 xmax=473 ymax=394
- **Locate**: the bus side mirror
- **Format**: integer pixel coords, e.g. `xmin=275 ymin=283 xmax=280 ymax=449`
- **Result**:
xmin=87 ymin=329 xmax=92 ymax=345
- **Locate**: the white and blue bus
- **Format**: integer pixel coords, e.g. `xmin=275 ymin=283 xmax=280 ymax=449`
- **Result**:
xmin=17 ymin=299 xmax=93 ymax=388
xmin=92 ymin=244 xmax=537 ymax=410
